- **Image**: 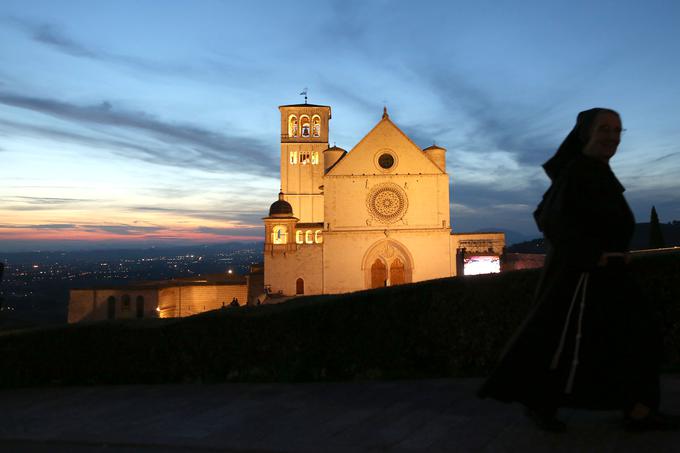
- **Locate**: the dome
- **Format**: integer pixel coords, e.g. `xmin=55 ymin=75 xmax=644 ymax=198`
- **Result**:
xmin=268 ymin=191 xmax=293 ymax=217
xmin=323 ymin=146 xmax=347 ymax=173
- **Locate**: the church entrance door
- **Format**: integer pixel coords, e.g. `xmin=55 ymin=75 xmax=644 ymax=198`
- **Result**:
xmin=390 ymin=258 xmax=405 ymax=285
xmin=371 ymin=259 xmax=387 ymax=289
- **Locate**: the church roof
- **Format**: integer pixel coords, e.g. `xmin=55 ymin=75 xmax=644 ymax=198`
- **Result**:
xmin=279 ymin=103 xmax=330 ymax=108
xmin=424 ymin=144 xmax=446 ymax=151
xmin=325 ymin=108 xmax=444 ymax=176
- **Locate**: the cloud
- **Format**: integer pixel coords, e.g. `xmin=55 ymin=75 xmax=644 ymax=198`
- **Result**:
xmin=129 ymin=205 xmax=266 ymax=225
xmin=0 ymin=93 xmax=278 ymax=176
xmin=10 ymin=196 xmax=95 ymax=205
xmin=195 ymin=226 xmax=263 ymax=236
xmin=4 ymin=18 xmax=238 ymax=78
xmin=0 ymin=195 xmax=101 ymax=211
xmin=81 ymin=224 xmax=166 ymax=236
xmin=31 ymin=22 xmax=96 ymax=58
xmin=0 ymin=223 xmax=76 ymax=230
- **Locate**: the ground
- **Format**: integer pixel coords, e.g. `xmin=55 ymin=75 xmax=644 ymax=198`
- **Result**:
xmin=2 ymin=376 xmax=680 ymax=452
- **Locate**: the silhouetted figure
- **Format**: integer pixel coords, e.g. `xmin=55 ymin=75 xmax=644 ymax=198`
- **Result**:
xmin=649 ymin=206 xmax=666 ymax=249
xmin=478 ymin=108 xmax=673 ymax=432
xmin=230 ymin=297 xmax=239 ymax=308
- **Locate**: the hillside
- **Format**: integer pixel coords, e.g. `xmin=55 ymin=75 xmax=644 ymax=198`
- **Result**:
xmin=1 ymin=250 xmax=679 ymax=388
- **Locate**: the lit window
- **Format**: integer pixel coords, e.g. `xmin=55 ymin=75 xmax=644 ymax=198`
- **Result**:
xmin=314 ymin=230 xmax=323 ymax=243
xmin=311 ymin=151 xmax=319 ymax=165
xmin=296 ymin=230 xmax=304 ymax=244
xmin=288 ymin=115 xmax=298 ymax=137
xmin=312 ymin=115 xmax=321 ymax=137
xmin=305 ymin=230 xmax=313 ymax=244
xmin=272 ymin=225 xmax=288 ymax=244
xmin=289 ymin=151 xmax=298 ymax=164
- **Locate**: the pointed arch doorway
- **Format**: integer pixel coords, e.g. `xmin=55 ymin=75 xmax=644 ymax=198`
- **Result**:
xmin=363 ymin=240 xmax=413 ymax=289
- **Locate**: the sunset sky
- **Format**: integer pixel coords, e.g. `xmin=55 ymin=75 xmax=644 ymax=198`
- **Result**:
xmin=1 ymin=0 xmax=680 ymax=251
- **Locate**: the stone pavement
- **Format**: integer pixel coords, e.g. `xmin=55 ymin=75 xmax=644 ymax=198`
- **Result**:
xmin=1 ymin=376 xmax=680 ymax=452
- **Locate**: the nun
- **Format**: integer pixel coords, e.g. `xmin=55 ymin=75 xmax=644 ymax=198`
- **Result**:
xmin=478 ymin=108 xmax=672 ymax=432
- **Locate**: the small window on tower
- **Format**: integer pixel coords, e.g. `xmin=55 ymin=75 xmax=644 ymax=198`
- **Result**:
xmin=311 ymin=151 xmax=319 ymax=165
xmin=289 ymin=151 xmax=298 ymax=164
xmin=314 ymin=230 xmax=323 ymax=243
xmin=296 ymin=230 xmax=304 ymax=244
xmin=288 ymin=115 xmax=298 ymax=137
xmin=312 ymin=115 xmax=321 ymax=137
xmin=300 ymin=152 xmax=310 ymax=164
xmin=305 ymin=230 xmax=313 ymax=244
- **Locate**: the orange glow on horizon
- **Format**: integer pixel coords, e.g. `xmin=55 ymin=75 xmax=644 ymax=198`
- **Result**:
xmin=0 ymin=226 xmax=262 ymax=244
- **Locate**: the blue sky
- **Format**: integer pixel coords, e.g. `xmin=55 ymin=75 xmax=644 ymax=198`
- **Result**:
xmin=1 ymin=0 xmax=679 ymax=251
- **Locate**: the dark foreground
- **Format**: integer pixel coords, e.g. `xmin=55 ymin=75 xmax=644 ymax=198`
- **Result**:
xmin=2 ymin=376 xmax=680 ymax=452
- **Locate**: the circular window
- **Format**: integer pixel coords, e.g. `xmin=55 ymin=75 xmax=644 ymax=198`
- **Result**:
xmin=366 ymin=183 xmax=408 ymax=223
xmin=378 ymin=153 xmax=395 ymax=169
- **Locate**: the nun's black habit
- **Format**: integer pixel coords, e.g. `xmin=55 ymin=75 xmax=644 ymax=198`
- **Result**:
xmin=478 ymin=109 xmax=660 ymax=414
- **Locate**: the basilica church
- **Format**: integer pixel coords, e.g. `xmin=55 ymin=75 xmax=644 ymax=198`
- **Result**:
xmin=67 ymin=100 xmax=505 ymax=323
xmin=263 ymin=102 xmax=504 ymax=297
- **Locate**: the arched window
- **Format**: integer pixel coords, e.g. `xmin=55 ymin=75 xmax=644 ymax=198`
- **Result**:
xmin=289 ymin=151 xmax=298 ymax=164
xmin=312 ymin=115 xmax=321 ymax=137
xmin=121 ymin=294 xmax=131 ymax=311
xmin=305 ymin=230 xmax=313 ymax=244
xmin=314 ymin=230 xmax=323 ymax=243
xmin=288 ymin=115 xmax=298 ymax=137
xmin=296 ymin=278 xmax=304 ymax=295
xmin=296 ymin=230 xmax=304 ymax=244
xmin=136 ymin=295 xmax=144 ymax=319
xmin=272 ymin=225 xmax=288 ymax=244
xmin=311 ymin=151 xmax=319 ymax=165
xmin=300 ymin=115 xmax=310 ymax=137
xmin=107 ymin=296 xmax=116 ymax=320
xmin=371 ymin=259 xmax=387 ymax=289
xmin=300 ymin=152 xmax=310 ymax=164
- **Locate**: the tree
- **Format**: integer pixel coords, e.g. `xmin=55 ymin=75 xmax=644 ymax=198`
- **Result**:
xmin=649 ymin=206 xmax=666 ymax=249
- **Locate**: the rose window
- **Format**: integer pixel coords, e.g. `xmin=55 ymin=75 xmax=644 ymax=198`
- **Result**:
xmin=367 ymin=184 xmax=408 ymax=223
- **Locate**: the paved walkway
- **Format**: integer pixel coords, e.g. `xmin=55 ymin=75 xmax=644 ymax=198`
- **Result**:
xmin=1 ymin=376 xmax=680 ymax=452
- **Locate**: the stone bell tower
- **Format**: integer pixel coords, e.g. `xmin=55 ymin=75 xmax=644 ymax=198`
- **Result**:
xmin=278 ymin=102 xmax=331 ymax=223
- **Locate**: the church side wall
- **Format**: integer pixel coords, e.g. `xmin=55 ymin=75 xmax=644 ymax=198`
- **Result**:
xmin=263 ymin=244 xmax=322 ymax=296
xmin=157 ymin=284 xmax=248 ymax=318
xmin=68 ymin=288 xmax=159 ymax=323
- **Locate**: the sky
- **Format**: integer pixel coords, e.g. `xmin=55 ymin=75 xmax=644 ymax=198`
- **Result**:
xmin=1 ymin=0 xmax=679 ymax=252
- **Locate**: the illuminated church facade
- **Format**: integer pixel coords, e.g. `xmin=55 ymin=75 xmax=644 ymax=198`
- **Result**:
xmin=264 ymin=102 xmax=504 ymax=297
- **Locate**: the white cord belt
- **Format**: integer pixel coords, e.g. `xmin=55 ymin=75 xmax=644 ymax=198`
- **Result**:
xmin=550 ymin=272 xmax=590 ymax=394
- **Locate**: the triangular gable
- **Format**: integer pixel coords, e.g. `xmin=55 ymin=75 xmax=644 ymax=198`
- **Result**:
xmin=326 ymin=115 xmax=444 ymax=176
